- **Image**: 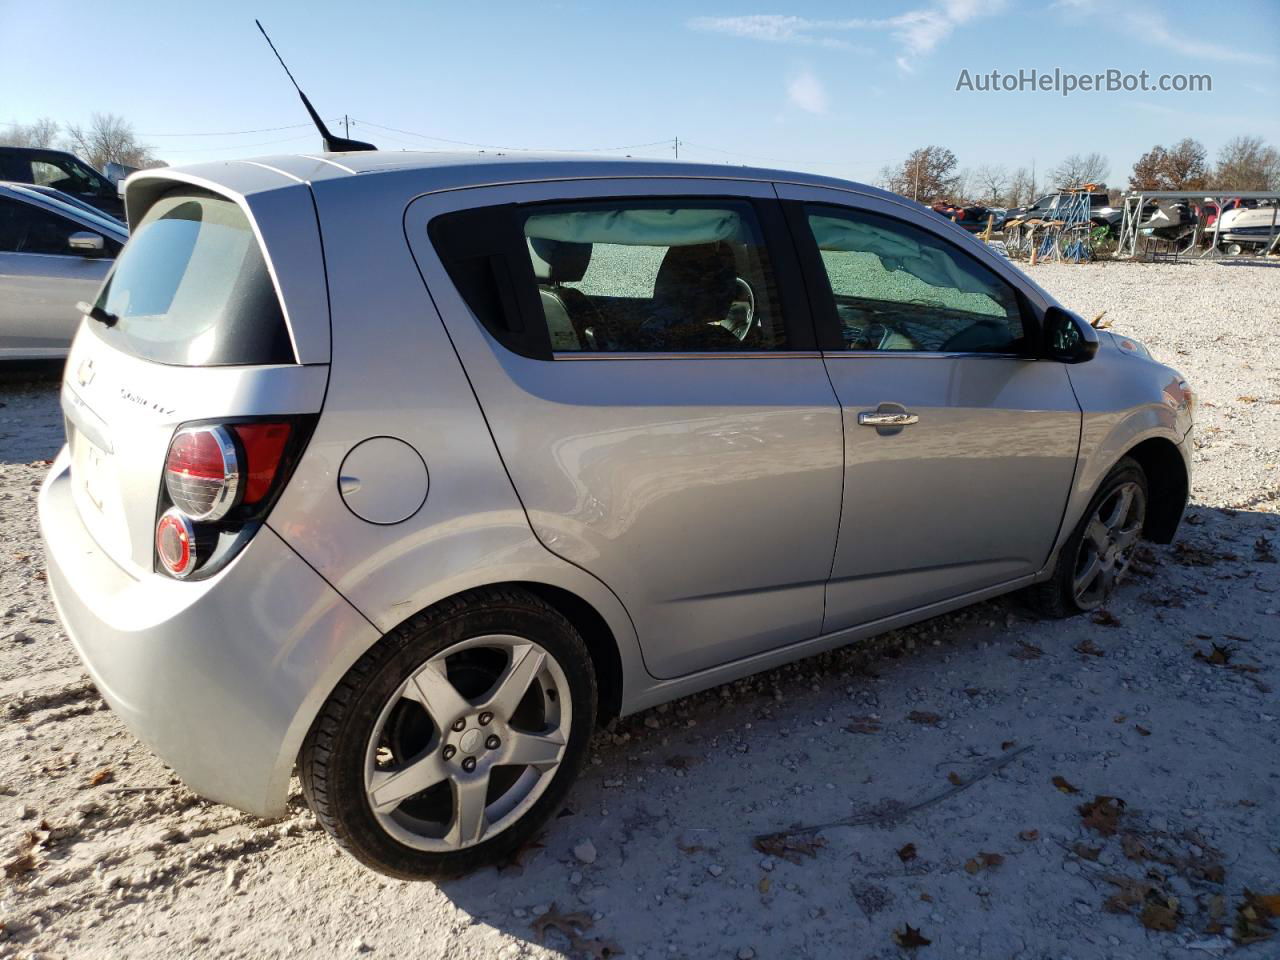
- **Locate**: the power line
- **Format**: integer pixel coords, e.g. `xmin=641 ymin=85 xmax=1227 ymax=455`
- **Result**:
xmin=138 ymin=122 xmax=320 ymax=137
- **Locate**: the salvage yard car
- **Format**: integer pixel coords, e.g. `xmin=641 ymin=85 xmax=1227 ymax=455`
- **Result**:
xmin=0 ymin=182 xmax=127 ymax=359
xmin=39 ymin=153 xmax=1193 ymax=879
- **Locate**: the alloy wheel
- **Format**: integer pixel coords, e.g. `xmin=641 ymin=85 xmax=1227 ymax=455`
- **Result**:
xmin=363 ymin=635 xmax=571 ymax=852
xmin=1072 ymin=481 xmax=1146 ymax=610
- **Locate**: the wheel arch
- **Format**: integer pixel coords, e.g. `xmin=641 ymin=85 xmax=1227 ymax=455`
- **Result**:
xmin=1122 ymin=436 xmax=1189 ymax=544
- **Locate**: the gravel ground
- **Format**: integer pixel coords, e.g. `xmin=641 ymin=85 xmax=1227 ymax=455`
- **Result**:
xmin=2 ymin=259 xmax=1278 ymax=960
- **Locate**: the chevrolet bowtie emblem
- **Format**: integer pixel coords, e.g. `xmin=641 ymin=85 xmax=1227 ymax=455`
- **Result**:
xmin=76 ymin=358 xmax=95 ymax=387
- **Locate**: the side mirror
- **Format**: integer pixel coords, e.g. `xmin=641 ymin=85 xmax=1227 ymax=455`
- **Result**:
xmin=1042 ymin=305 xmax=1099 ymax=363
xmin=68 ymin=231 xmax=105 ymax=258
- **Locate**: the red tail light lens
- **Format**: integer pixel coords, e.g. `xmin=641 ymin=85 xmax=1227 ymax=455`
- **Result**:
xmin=155 ymin=509 xmax=197 ymax=578
xmin=231 ymin=422 xmax=292 ymax=504
xmin=164 ymin=426 xmax=239 ymax=521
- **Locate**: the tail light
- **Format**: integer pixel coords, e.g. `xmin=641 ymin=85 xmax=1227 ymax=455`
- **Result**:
xmin=154 ymin=416 xmax=315 ymax=580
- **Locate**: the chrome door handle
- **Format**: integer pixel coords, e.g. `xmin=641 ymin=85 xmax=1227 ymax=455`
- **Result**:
xmin=858 ymin=411 xmax=919 ymax=427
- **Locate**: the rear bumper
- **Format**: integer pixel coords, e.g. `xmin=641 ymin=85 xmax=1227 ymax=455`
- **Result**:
xmin=38 ymin=447 xmax=379 ymax=817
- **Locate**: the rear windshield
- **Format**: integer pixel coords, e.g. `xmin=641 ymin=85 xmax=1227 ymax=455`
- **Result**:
xmin=92 ymin=188 xmax=294 ymax=366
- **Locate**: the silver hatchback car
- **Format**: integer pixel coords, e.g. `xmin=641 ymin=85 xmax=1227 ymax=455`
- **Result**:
xmin=39 ymin=153 xmax=1192 ymax=879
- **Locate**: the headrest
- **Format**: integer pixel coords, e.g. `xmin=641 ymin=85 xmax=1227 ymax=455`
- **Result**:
xmin=652 ymin=242 xmax=737 ymax=321
xmin=529 ymin=237 xmax=591 ymax=284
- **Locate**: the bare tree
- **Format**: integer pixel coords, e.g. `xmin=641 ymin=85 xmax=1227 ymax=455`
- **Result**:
xmin=0 ymin=117 xmax=60 ymax=148
xmin=1050 ymin=152 xmax=1110 ymax=189
xmin=975 ymin=164 xmax=1009 ymax=205
xmin=1214 ymin=135 xmax=1280 ymax=190
xmin=61 ymin=112 xmax=158 ymax=170
xmin=883 ymin=146 xmax=960 ymax=204
xmin=1007 ymin=167 xmax=1033 ymax=206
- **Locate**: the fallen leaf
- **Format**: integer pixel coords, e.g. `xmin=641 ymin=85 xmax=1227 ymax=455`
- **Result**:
xmin=1018 ymin=829 xmax=1040 ymax=842
xmin=1141 ymin=901 xmax=1181 ymax=932
xmin=2 ymin=852 xmax=36 ymax=878
xmin=1121 ymin=833 xmax=1149 ymax=862
xmin=1090 ymin=610 xmax=1121 ymax=628
xmin=892 ymin=924 xmax=931 ymax=949
xmin=757 ymin=875 xmax=771 ymax=894
xmin=1113 ymin=714 xmax=1127 ymax=724
xmin=1000 ymin=740 xmax=1016 ymax=751
xmin=919 ymin=892 xmax=933 ymax=903
xmin=1134 ymin=724 xmax=1151 ymax=736
xmin=1011 ymin=641 xmax=1044 ymax=661
xmin=1075 ymin=639 xmax=1106 ymax=658
xmin=946 ymin=771 xmax=964 ymax=786
xmin=1194 ymin=644 xmax=1234 ymax=667
xmin=1252 ymin=893 xmax=1280 ymax=918
xmin=531 ymin=904 xmax=593 ymax=943
xmin=897 ymin=843 xmax=917 ymax=863
xmin=87 ymin=767 xmax=113 ymax=788
xmin=1079 ymin=795 xmax=1126 ymax=836
xmin=752 ymin=832 xmax=827 ymax=865
xmin=845 ymin=716 xmax=882 ymax=735
xmin=908 ymin=711 xmax=942 ymax=726
xmin=964 ymin=851 xmax=1004 ymax=873
xmin=1052 ymin=775 xmax=1080 ymax=795
xmin=1073 ymin=843 xmax=1101 ymax=861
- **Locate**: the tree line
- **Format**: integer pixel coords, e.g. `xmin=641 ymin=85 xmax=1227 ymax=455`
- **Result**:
xmin=1 ymin=113 xmax=164 ymax=171
xmin=880 ymin=136 xmax=1280 ymax=207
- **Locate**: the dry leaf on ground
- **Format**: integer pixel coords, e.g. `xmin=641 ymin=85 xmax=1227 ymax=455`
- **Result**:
xmin=1011 ymin=641 xmax=1044 ymax=661
xmin=892 ymin=925 xmax=931 ymax=949
xmin=845 ymin=716 xmax=881 ymax=735
xmin=1018 ymin=829 xmax=1039 ymax=842
xmin=1089 ymin=610 xmax=1121 ymax=628
xmin=752 ymin=832 xmax=827 ymax=864
xmin=947 ymin=771 xmax=964 ymax=786
xmin=1194 ymin=644 xmax=1234 ymax=667
xmin=907 ymin=711 xmax=941 ymax=726
xmin=1079 ymin=795 xmax=1126 ymax=836
xmin=897 ymin=843 xmax=917 ymax=863
xmin=86 ymin=767 xmax=113 ymax=788
xmin=1073 ymin=843 xmax=1101 ymax=861
xmin=1051 ymin=775 xmax=1080 ymax=795
xmin=531 ymin=904 xmax=593 ymax=942
xmin=964 ymin=851 xmax=1004 ymax=873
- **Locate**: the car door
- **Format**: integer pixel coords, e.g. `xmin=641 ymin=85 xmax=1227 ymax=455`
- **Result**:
xmin=407 ymin=179 xmax=844 ymax=679
xmin=0 ymin=196 xmax=113 ymax=358
xmin=774 ymin=183 xmax=1081 ymax=633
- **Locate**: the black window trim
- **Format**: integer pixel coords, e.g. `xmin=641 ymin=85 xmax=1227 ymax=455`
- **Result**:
xmin=781 ymin=198 xmax=1042 ymax=357
xmin=429 ymin=194 xmax=821 ymax=361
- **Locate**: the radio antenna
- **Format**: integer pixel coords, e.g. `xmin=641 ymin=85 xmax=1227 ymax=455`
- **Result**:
xmin=255 ymin=19 xmax=377 ymax=153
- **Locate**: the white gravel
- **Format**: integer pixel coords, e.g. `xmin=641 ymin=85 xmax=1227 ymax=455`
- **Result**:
xmin=1 ymin=258 xmax=1278 ymax=960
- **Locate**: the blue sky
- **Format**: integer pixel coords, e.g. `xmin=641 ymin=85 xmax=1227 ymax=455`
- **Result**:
xmin=2 ymin=0 xmax=1277 ymax=188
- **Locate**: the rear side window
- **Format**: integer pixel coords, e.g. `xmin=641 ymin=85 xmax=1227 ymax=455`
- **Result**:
xmin=92 ymin=189 xmax=293 ymax=366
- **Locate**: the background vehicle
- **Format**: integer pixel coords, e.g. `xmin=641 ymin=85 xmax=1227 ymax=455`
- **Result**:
xmin=0 ymin=182 xmax=127 ymax=360
xmin=1010 ymin=190 xmax=1121 ymax=229
xmin=1215 ymin=202 xmax=1280 ymax=253
xmin=0 ymin=146 xmax=126 ymax=219
xmin=39 ymin=154 xmax=1192 ymax=880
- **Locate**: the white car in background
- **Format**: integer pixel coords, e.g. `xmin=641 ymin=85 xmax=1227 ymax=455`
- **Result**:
xmin=0 ymin=182 xmax=127 ymax=360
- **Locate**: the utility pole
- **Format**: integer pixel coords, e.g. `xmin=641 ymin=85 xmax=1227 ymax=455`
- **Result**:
xmin=344 ymin=115 xmax=351 ymax=138
xmin=674 ymin=136 xmax=680 ymax=160
xmin=913 ymin=157 xmax=921 ymax=202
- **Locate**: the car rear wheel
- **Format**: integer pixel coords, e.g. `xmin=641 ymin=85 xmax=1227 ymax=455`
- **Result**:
xmin=300 ymin=587 xmax=597 ymax=879
xmin=1030 ymin=458 xmax=1148 ymax=618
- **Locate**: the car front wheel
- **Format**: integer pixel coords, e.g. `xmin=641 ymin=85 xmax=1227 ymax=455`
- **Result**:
xmin=300 ymin=587 xmax=597 ymax=879
xmin=1031 ymin=457 xmax=1148 ymax=618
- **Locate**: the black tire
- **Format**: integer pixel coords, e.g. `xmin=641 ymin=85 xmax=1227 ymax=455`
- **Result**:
xmin=1029 ymin=457 xmax=1148 ymax=619
xmin=299 ymin=587 xmax=597 ymax=880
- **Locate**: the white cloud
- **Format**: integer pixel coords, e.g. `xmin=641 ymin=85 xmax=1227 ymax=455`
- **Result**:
xmin=787 ymin=69 xmax=828 ymax=114
xmin=689 ymin=2 xmax=1005 ymax=69
xmin=1050 ymin=1 xmax=1274 ymax=64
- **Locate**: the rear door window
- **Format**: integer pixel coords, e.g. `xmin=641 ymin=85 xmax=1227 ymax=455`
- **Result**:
xmin=92 ymin=189 xmax=294 ymax=366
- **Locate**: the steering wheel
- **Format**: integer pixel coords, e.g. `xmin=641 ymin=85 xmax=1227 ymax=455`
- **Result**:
xmin=722 ymin=276 xmax=756 ymax=341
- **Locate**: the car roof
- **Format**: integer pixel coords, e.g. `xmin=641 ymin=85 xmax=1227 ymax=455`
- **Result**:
xmin=0 ymin=145 xmax=82 ymax=160
xmin=127 ymin=150 xmax=898 ymax=205
xmin=0 ymin=181 xmax=130 ymax=239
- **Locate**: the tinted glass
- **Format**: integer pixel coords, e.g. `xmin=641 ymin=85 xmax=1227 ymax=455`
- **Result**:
xmin=805 ymin=205 xmax=1023 ymax=353
xmin=93 ymin=189 xmax=293 ymax=366
xmin=519 ymin=200 xmax=788 ymax=352
xmin=0 ymin=196 xmax=110 ymax=256
xmin=30 ymin=155 xmax=111 ymax=196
